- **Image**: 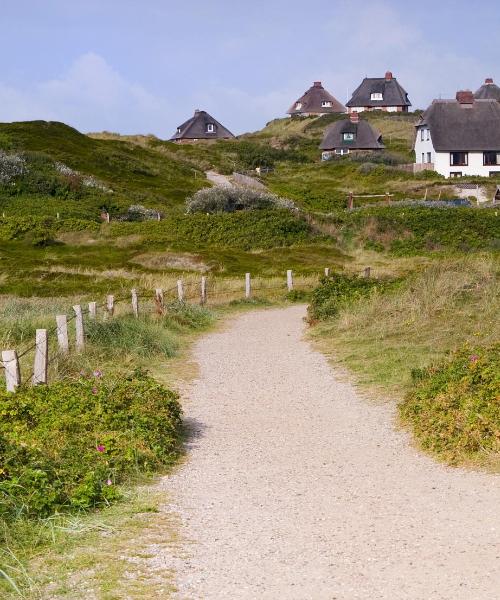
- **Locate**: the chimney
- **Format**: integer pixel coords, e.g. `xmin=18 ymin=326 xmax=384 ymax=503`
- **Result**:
xmin=313 ymin=81 xmax=322 ymax=88
xmin=194 ymin=109 xmax=200 ymax=115
xmin=350 ymin=111 xmax=360 ymax=123
xmin=385 ymin=71 xmax=393 ymax=81
xmin=485 ymin=78 xmax=494 ymax=84
xmin=456 ymin=90 xmax=474 ymax=105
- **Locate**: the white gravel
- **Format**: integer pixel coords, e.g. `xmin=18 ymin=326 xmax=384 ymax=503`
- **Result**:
xmin=154 ymin=305 xmax=500 ymax=599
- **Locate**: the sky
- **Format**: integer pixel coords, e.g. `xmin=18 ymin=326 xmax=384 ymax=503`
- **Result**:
xmin=0 ymin=0 xmax=498 ymax=137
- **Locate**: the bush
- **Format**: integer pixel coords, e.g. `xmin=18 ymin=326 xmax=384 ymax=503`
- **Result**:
xmin=399 ymin=344 xmax=500 ymax=464
xmin=186 ymin=186 xmax=295 ymax=214
xmin=308 ymin=273 xmax=394 ymax=321
xmin=0 ymin=370 xmax=182 ymax=519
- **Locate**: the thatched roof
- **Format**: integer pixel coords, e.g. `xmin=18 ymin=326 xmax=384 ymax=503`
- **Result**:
xmin=346 ymin=72 xmax=411 ymax=108
xmin=288 ymin=82 xmax=345 ymax=115
xmin=417 ymin=96 xmax=500 ymax=151
xmin=319 ymin=116 xmax=384 ymax=151
xmin=474 ymin=78 xmax=500 ymax=101
xmin=171 ymin=110 xmax=234 ymax=141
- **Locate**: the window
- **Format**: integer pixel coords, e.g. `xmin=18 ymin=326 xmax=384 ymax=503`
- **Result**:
xmin=426 ymin=129 xmax=430 ymax=141
xmin=484 ymin=151 xmax=500 ymax=166
xmin=421 ymin=153 xmax=425 ymax=164
xmin=450 ymin=152 xmax=468 ymax=166
xmin=370 ymin=92 xmax=383 ymax=101
xmin=427 ymin=152 xmax=432 ymax=163
xmin=206 ymin=123 xmax=215 ymax=133
xmin=489 ymin=171 xmax=500 ymax=178
xmin=177 ymin=127 xmax=181 ymax=133
xmin=420 ymin=129 xmax=425 ymax=141
xmin=321 ymin=101 xmax=332 ymax=108
xmin=343 ymin=132 xmax=356 ymax=142
xmin=335 ymin=148 xmax=349 ymax=155
xmin=295 ymin=102 xmax=302 ymax=110
xmin=450 ymin=172 xmax=463 ymax=178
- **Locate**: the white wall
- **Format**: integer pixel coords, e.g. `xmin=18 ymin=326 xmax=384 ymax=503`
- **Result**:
xmin=434 ymin=152 xmax=500 ymax=178
xmin=414 ymin=126 xmax=434 ymax=165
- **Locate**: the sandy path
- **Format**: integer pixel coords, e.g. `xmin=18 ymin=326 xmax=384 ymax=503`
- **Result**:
xmin=154 ymin=305 xmax=500 ymax=599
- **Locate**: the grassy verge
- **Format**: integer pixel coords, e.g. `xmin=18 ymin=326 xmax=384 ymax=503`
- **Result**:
xmin=310 ymin=254 xmax=500 ymax=467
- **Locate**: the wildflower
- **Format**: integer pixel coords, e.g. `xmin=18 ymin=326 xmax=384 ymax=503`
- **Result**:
xmin=92 ymin=387 xmax=98 ymax=395
xmin=93 ymin=370 xmax=103 ymax=378
xmin=106 ymin=478 xmax=112 ymax=486
xmin=97 ymin=444 xmax=105 ymax=452
xmin=469 ymin=354 xmax=479 ymax=363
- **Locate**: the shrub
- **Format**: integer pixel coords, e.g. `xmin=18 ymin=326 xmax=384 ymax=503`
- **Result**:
xmin=308 ymin=273 xmax=395 ymax=321
xmin=0 ymin=370 xmax=182 ymax=519
xmin=186 ymin=186 xmax=295 ymax=214
xmin=399 ymin=344 xmax=500 ymax=464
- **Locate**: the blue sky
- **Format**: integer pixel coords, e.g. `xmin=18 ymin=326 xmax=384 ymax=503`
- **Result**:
xmin=0 ymin=0 xmax=497 ymax=136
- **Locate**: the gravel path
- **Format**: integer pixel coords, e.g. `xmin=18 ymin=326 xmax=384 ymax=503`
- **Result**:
xmin=155 ymin=305 xmax=500 ymax=599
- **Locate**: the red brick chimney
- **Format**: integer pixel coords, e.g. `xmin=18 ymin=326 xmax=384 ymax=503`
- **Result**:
xmin=313 ymin=81 xmax=322 ymax=88
xmin=456 ymin=90 xmax=474 ymax=105
xmin=350 ymin=111 xmax=360 ymax=123
xmin=485 ymin=78 xmax=494 ymax=84
xmin=385 ymin=71 xmax=393 ymax=81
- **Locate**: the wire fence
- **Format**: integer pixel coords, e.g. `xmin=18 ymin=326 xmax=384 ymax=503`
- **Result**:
xmin=0 ymin=266 xmax=373 ymax=391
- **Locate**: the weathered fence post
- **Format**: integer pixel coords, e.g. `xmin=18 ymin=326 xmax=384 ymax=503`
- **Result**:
xmin=324 ymin=267 xmax=330 ymax=277
xmin=73 ymin=305 xmax=85 ymax=352
xmin=245 ymin=273 xmax=251 ymax=299
xmin=177 ymin=280 xmax=184 ymax=302
xmin=56 ymin=314 xmax=69 ymax=354
xmin=347 ymin=191 xmax=354 ymax=210
xmin=131 ymin=289 xmax=139 ymax=318
xmin=201 ymin=277 xmax=207 ymax=305
xmin=106 ymin=295 xmax=114 ymax=317
xmin=157 ymin=212 xmax=161 ymax=221
xmin=364 ymin=267 xmax=371 ymax=278
xmin=105 ymin=211 xmax=110 ymax=223
xmin=33 ymin=329 xmax=48 ymax=385
xmin=287 ymin=269 xmax=294 ymax=292
xmin=2 ymin=350 xmax=20 ymax=392
xmin=155 ymin=288 xmax=164 ymax=314
xmin=88 ymin=301 xmax=97 ymax=320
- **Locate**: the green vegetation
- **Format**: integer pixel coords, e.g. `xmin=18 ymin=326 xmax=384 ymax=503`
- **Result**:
xmin=400 ymin=344 xmax=499 ymax=466
xmin=186 ymin=186 xmax=294 ymax=213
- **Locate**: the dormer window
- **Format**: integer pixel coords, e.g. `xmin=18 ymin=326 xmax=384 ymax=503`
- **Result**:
xmin=370 ymin=92 xmax=383 ymax=101
xmin=295 ymin=102 xmax=302 ymax=110
xmin=206 ymin=123 xmax=215 ymax=133
xmin=321 ymin=101 xmax=332 ymax=108
xmin=343 ymin=132 xmax=356 ymax=142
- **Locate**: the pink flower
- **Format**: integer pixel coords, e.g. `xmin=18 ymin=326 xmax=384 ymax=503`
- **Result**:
xmin=93 ymin=370 xmax=103 ymax=378
xmin=469 ymin=354 xmax=479 ymax=363
xmin=97 ymin=444 xmax=105 ymax=452
xmin=92 ymin=387 xmax=98 ymax=395
xmin=106 ymin=478 xmax=112 ymax=486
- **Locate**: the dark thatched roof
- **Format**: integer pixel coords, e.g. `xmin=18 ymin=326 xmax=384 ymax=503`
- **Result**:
xmin=288 ymin=81 xmax=345 ymax=115
xmin=474 ymin=78 xmax=500 ymax=101
xmin=346 ymin=73 xmax=411 ymax=108
xmin=417 ymin=98 xmax=500 ymax=152
xmin=319 ymin=117 xmax=384 ymax=151
xmin=171 ymin=110 xmax=234 ymax=141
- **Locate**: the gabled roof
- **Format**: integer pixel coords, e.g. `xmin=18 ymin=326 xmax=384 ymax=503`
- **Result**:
xmin=288 ymin=81 xmax=346 ymax=115
xmin=417 ymin=97 xmax=500 ymax=151
xmin=474 ymin=78 xmax=500 ymax=101
xmin=319 ymin=117 xmax=385 ymax=150
xmin=171 ymin=110 xmax=234 ymax=141
xmin=346 ymin=72 xmax=411 ymax=108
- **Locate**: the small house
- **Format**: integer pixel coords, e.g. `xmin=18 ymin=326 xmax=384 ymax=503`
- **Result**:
xmin=346 ymin=71 xmax=411 ymax=113
xmin=171 ymin=109 xmax=234 ymax=143
xmin=474 ymin=78 xmax=500 ymax=101
xmin=414 ymin=91 xmax=500 ymax=178
xmin=319 ymin=112 xmax=384 ymax=160
xmin=288 ymin=81 xmax=345 ymax=117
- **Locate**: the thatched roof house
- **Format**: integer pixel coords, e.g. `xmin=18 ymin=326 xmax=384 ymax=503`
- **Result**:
xmin=288 ymin=81 xmax=345 ymax=117
xmin=319 ymin=112 xmax=384 ymax=159
xmin=171 ymin=110 xmax=234 ymax=143
xmin=474 ymin=78 xmax=500 ymax=101
xmin=346 ymin=72 xmax=411 ymax=113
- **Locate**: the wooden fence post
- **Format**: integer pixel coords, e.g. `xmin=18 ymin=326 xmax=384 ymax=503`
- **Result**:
xmin=287 ymin=269 xmax=294 ymax=292
xmin=106 ymin=295 xmax=114 ymax=317
xmin=324 ymin=267 xmax=330 ymax=277
xmin=177 ymin=280 xmax=184 ymax=302
xmin=73 ymin=305 xmax=85 ymax=352
xmin=245 ymin=273 xmax=251 ymax=299
xmin=131 ymin=289 xmax=139 ymax=318
xmin=88 ymin=302 xmax=97 ymax=320
xmin=201 ymin=277 xmax=207 ymax=305
xmin=56 ymin=315 xmax=69 ymax=354
xmin=155 ymin=288 xmax=164 ymax=314
xmin=33 ymin=329 xmax=48 ymax=385
xmin=105 ymin=211 xmax=110 ymax=223
xmin=2 ymin=350 xmax=20 ymax=392
xmin=347 ymin=191 xmax=354 ymax=210
xmin=364 ymin=267 xmax=371 ymax=278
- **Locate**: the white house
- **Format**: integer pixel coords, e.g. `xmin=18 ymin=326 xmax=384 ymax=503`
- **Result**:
xmin=414 ymin=91 xmax=500 ymax=178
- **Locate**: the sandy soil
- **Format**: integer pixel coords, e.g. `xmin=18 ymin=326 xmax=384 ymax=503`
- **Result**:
xmin=152 ymin=305 xmax=500 ymax=599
